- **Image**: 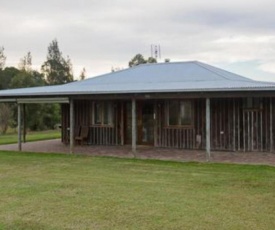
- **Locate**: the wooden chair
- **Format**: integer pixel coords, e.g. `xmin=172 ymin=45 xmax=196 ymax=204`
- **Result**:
xmin=74 ymin=126 xmax=81 ymax=137
xmin=75 ymin=126 xmax=89 ymax=145
xmin=66 ymin=126 xmax=80 ymax=144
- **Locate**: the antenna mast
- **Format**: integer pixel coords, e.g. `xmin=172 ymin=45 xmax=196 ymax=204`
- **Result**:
xmin=151 ymin=44 xmax=161 ymax=61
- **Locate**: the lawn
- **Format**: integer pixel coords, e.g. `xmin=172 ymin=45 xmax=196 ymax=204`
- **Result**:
xmin=0 ymin=130 xmax=61 ymax=145
xmin=0 ymin=151 xmax=274 ymax=230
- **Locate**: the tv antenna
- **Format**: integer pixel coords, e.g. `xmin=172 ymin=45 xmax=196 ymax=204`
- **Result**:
xmin=151 ymin=44 xmax=161 ymax=60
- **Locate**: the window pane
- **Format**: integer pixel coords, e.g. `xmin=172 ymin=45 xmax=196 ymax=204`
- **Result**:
xmin=103 ymin=102 xmax=108 ymax=124
xmin=103 ymin=102 xmax=113 ymax=125
xmin=94 ymin=102 xmax=114 ymax=126
xmin=168 ymin=101 xmax=178 ymax=125
xmin=94 ymin=103 xmax=102 ymax=124
xmin=180 ymin=101 xmax=192 ymax=125
xmin=107 ymin=103 xmax=113 ymax=125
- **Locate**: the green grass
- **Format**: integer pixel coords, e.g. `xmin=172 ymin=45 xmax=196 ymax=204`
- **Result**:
xmin=0 ymin=151 xmax=274 ymax=230
xmin=0 ymin=130 xmax=61 ymax=145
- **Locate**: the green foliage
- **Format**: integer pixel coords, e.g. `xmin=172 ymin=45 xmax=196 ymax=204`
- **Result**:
xmin=18 ymin=51 xmax=32 ymax=72
xmin=8 ymin=102 xmax=60 ymax=132
xmin=0 ymin=67 xmax=21 ymax=134
xmin=10 ymin=70 xmax=44 ymax=89
xmin=19 ymin=104 xmax=59 ymax=131
xmin=147 ymin=56 xmax=157 ymax=63
xmin=129 ymin=53 xmax=157 ymax=67
xmin=1 ymin=64 xmax=59 ymax=132
xmin=0 ymin=43 xmax=76 ymax=132
xmin=0 ymin=103 xmax=11 ymax=134
xmin=0 ymin=46 xmax=6 ymax=70
xmin=40 ymin=103 xmax=61 ymax=130
xmin=41 ymin=39 xmax=74 ymax=85
xmin=8 ymin=70 xmax=56 ymax=131
xmin=128 ymin=53 xmax=147 ymax=67
xmin=0 ymin=67 xmax=20 ymax=90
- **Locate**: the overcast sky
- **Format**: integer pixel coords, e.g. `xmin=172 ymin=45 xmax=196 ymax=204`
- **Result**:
xmin=1 ymin=0 xmax=275 ymax=81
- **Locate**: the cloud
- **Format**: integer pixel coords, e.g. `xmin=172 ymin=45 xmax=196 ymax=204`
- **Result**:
xmin=0 ymin=0 xmax=275 ymax=81
xmin=259 ymin=62 xmax=275 ymax=74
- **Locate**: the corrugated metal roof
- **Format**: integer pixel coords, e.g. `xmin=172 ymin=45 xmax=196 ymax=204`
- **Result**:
xmin=1 ymin=61 xmax=275 ymax=98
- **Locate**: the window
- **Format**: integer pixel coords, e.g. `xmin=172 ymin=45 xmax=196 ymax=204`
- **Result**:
xmin=165 ymin=100 xmax=193 ymax=126
xmin=243 ymin=98 xmax=262 ymax=110
xmin=93 ymin=101 xmax=113 ymax=126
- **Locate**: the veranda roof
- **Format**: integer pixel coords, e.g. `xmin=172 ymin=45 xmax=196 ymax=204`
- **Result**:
xmin=1 ymin=61 xmax=275 ymax=99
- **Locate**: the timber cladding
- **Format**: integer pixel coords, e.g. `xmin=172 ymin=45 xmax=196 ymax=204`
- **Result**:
xmin=61 ymin=97 xmax=275 ymax=152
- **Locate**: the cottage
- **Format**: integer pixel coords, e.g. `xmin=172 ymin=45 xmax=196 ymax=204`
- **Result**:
xmin=1 ymin=61 xmax=275 ymax=157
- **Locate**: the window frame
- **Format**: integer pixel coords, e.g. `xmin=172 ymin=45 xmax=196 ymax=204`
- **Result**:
xmin=165 ymin=100 xmax=194 ymax=128
xmin=243 ymin=97 xmax=262 ymax=110
xmin=91 ymin=101 xmax=114 ymax=127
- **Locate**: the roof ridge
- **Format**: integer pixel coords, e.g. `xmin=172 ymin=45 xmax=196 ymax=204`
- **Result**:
xmin=78 ymin=61 xmax=199 ymax=82
xmin=138 ymin=60 xmax=197 ymax=67
xmin=195 ymin=61 xmax=253 ymax=82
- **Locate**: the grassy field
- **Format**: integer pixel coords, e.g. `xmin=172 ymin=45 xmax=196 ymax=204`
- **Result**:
xmin=0 ymin=130 xmax=61 ymax=145
xmin=0 ymin=151 xmax=274 ymax=230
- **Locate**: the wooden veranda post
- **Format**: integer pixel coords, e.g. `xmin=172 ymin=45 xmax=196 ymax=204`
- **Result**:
xmin=233 ymin=99 xmax=236 ymax=152
xmin=70 ymin=98 xmax=74 ymax=154
xmin=154 ymin=101 xmax=158 ymax=147
xmin=17 ymin=103 xmax=22 ymax=151
xmin=23 ymin=104 xmax=26 ymax=143
xmin=270 ymin=98 xmax=273 ymax=152
xmin=132 ymin=98 xmax=137 ymax=155
xmin=120 ymin=102 xmax=124 ymax=145
xmin=206 ymin=98 xmax=211 ymax=161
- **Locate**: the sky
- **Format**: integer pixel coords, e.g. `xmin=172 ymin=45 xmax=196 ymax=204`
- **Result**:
xmin=1 ymin=0 xmax=275 ymax=81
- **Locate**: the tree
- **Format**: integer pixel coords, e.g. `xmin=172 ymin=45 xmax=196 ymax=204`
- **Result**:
xmin=0 ymin=67 xmax=20 ymax=134
xmin=147 ymin=57 xmax=157 ymax=64
xmin=79 ymin=67 xmax=86 ymax=80
xmin=0 ymin=51 xmax=60 ymax=133
xmin=32 ymin=70 xmax=46 ymax=86
xmin=18 ymin=51 xmax=32 ymax=72
xmin=10 ymin=70 xmax=44 ymax=89
xmin=41 ymin=39 xmax=74 ymax=85
xmin=63 ymin=55 xmax=74 ymax=82
xmin=0 ymin=103 xmax=11 ymax=134
xmin=128 ymin=54 xmax=157 ymax=67
xmin=0 ymin=67 xmax=20 ymax=90
xmin=128 ymin=54 xmax=146 ymax=67
xmin=0 ymin=46 xmax=6 ymax=70
xmin=9 ymin=71 xmax=42 ymax=131
xmin=9 ymin=70 xmax=56 ymax=131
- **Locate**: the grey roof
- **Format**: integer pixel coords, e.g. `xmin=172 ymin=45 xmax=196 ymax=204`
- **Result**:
xmin=1 ymin=61 xmax=275 ymax=98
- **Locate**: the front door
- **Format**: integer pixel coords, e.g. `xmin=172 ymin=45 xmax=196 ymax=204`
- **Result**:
xmin=124 ymin=101 xmax=155 ymax=145
xmin=138 ymin=102 xmax=154 ymax=145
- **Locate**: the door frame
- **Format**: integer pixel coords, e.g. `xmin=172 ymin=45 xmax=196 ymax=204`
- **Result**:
xmin=124 ymin=100 xmax=156 ymax=145
xmin=137 ymin=101 xmax=155 ymax=145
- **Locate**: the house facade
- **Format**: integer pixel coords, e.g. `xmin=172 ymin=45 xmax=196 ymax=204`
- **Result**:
xmin=61 ymin=95 xmax=274 ymax=152
xmin=1 ymin=61 xmax=275 ymax=154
